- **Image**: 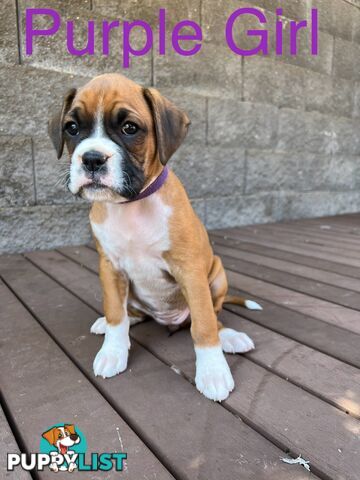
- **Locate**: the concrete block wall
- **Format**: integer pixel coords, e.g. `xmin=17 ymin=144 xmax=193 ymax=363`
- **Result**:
xmin=1 ymin=0 xmax=360 ymax=253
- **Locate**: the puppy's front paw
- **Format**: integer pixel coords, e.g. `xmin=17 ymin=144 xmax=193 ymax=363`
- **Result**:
xmin=49 ymin=463 xmax=59 ymax=472
xmin=68 ymin=462 xmax=77 ymax=472
xmin=90 ymin=316 xmax=107 ymax=335
xmin=195 ymin=345 xmax=234 ymax=402
xmin=93 ymin=346 xmax=128 ymax=378
xmin=219 ymin=328 xmax=255 ymax=353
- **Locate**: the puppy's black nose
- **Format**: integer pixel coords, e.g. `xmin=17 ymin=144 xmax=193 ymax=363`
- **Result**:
xmin=82 ymin=150 xmax=107 ymax=173
xmin=70 ymin=434 xmax=78 ymax=441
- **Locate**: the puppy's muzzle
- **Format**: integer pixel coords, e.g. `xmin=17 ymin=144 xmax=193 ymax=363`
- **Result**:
xmin=82 ymin=150 xmax=108 ymax=174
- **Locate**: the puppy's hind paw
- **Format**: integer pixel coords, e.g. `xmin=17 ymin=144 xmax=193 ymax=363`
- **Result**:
xmin=90 ymin=316 xmax=107 ymax=335
xmin=195 ymin=345 xmax=234 ymax=402
xmin=219 ymin=328 xmax=255 ymax=353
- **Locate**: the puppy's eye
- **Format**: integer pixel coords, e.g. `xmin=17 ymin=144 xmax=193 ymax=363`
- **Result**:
xmin=65 ymin=121 xmax=79 ymax=136
xmin=121 ymin=122 xmax=138 ymax=135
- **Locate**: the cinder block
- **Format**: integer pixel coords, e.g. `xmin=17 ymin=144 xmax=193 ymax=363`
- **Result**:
xmin=0 ymin=204 xmax=91 ymax=253
xmin=244 ymin=57 xmax=305 ymax=109
xmin=312 ymin=0 xmax=356 ymax=42
xmin=202 ymin=0 xmax=277 ymax=53
xmin=245 ymin=150 xmax=360 ymax=193
xmin=277 ymin=109 xmax=333 ymax=154
xmin=208 ymin=99 xmax=278 ymax=149
xmin=278 ymin=27 xmax=333 ymax=76
xmin=190 ymin=198 xmax=206 ymax=224
xmin=333 ymin=38 xmax=360 ymax=81
xmin=159 ymin=88 xmax=206 ymax=144
xmin=352 ymin=7 xmax=360 ymax=43
xmin=247 ymin=0 xmax=310 ymax=20
xmin=93 ymin=0 xmax=201 ymax=27
xmin=305 ymin=71 xmax=354 ymax=118
xmin=18 ymin=1 xmax=151 ymax=83
xmin=0 ymin=136 xmax=35 ymax=207
xmin=277 ymin=190 xmax=360 ymax=220
xmin=171 ymin=143 xmax=245 ymax=198
xmin=0 ymin=0 xmax=19 ymax=65
xmin=330 ymin=116 xmax=360 ymax=155
xmin=154 ymin=43 xmax=242 ymax=98
xmin=0 ymin=65 xmax=90 ymax=136
xmin=205 ymin=193 xmax=278 ymax=229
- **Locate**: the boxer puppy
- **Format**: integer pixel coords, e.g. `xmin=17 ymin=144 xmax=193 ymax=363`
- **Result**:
xmin=48 ymin=74 xmax=261 ymax=401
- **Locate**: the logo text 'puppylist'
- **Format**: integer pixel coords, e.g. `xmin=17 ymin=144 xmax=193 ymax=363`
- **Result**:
xmin=25 ymin=7 xmax=319 ymax=68
xmin=7 ymin=424 xmax=127 ymax=473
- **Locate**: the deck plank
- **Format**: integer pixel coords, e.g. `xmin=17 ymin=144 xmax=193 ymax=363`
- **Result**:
xmin=233 ymin=222 xmax=360 ymax=250
xmin=218 ymin=250 xmax=360 ymax=310
xmin=211 ymin=231 xmax=360 ymax=268
xmin=226 ymin=269 xmax=360 ymax=334
xmin=214 ymin=243 xmax=360 ymax=293
xmin=260 ymin=223 xmax=360 ymax=246
xmin=0 ymin=255 xmax=308 ymax=480
xmin=0 ymin=406 xmax=32 ymax=479
xmin=218 ymin=227 xmax=360 ymax=262
xmin=20 ymin=250 xmax=360 ymax=480
xmin=0 ymin=277 xmax=174 ymax=480
xmin=210 ymin=235 xmax=360 ymax=280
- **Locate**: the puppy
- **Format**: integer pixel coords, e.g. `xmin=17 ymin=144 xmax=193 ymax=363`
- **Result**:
xmin=48 ymin=74 xmax=261 ymax=401
xmin=42 ymin=424 xmax=80 ymax=472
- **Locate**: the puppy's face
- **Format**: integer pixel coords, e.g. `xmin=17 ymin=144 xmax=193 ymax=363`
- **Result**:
xmin=42 ymin=424 xmax=80 ymax=454
xmin=48 ymin=74 xmax=190 ymax=202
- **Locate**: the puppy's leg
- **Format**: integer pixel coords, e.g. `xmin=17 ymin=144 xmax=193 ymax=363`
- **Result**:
xmin=210 ymin=256 xmax=255 ymax=354
xmin=175 ymin=268 xmax=234 ymax=401
xmin=93 ymin=253 xmax=130 ymax=378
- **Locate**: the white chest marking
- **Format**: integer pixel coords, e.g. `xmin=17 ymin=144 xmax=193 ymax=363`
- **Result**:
xmin=91 ymin=195 xmax=189 ymax=324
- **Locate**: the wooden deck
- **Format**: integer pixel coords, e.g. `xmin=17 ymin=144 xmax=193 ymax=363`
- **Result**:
xmin=1 ymin=214 xmax=360 ymax=479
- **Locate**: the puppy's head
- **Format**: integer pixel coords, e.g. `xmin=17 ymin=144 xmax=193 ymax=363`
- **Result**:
xmin=42 ymin=424 xmax=80 ymax=454
xmin=48 ymin=74 xmax=190 ymax=202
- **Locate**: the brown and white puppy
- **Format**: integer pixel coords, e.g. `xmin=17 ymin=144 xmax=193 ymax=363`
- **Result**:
xmin=48 ymin=74 xmax=261 ymax=401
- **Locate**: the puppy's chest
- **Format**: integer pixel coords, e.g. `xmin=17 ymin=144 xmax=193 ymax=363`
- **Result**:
xmin=91 ymin=198 xmax=172 ymax=282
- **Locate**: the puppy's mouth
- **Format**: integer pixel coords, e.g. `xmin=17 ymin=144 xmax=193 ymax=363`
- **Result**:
xmin=59 ymin=443 xmax=68 ymax=455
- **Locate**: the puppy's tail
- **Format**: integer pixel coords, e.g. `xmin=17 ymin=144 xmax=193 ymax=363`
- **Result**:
xmin=223 ymin=295 xmax=263 ymax=311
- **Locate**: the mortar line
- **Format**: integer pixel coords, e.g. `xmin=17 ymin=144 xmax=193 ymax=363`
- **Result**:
xmin=31 ymin=138 xmax=37 ymax=204
xmin=14 ymin=0 xmax=22 ymax=64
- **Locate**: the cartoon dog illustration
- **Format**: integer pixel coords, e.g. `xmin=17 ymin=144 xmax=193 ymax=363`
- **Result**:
xmin=42 ymin=424 xmax=80 ymax=472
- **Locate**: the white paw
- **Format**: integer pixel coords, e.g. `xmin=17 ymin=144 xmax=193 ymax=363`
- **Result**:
xmin=50 ymin=463 xmax=59 ymax=472
xmin=93 ymin=320 xmax=130 ymax=378
xmin=93 ymin=345 xmax=128 ymax=378
xmin=195 ymin=345 xmax=235 ymax=402
xmin=219 ymin=328 xmax=255 ymax=353
xmin=68 ymin=463 xmax=77 ymax=472
xmin=90 ymin=316 xmax=107 ymax=335
xmin=245 ymin=299 xmax=263 ymax=310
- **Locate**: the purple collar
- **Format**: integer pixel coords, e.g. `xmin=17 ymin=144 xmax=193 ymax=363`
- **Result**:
xmin=120 ymin=166 xmax=169 ymax=203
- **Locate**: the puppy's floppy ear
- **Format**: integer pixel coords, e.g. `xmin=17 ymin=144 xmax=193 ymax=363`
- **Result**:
xmin=65 ymin=424 xmax=76 ymax=435
xmin=143 ymin=88 xmax=190 ymax=165
xmin=42 ymin=427 xmax=57 ymax=445
xmin=48 ymin=88 xmax=77 ymax=159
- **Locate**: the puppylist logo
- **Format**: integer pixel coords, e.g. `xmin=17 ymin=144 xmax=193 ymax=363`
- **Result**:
xmin=7 ymin=423 xmax=127 ymax=473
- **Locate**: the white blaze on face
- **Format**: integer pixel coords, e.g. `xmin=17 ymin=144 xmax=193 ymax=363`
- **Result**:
xmin=68 ymin=101 xmax=125 ymax=200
